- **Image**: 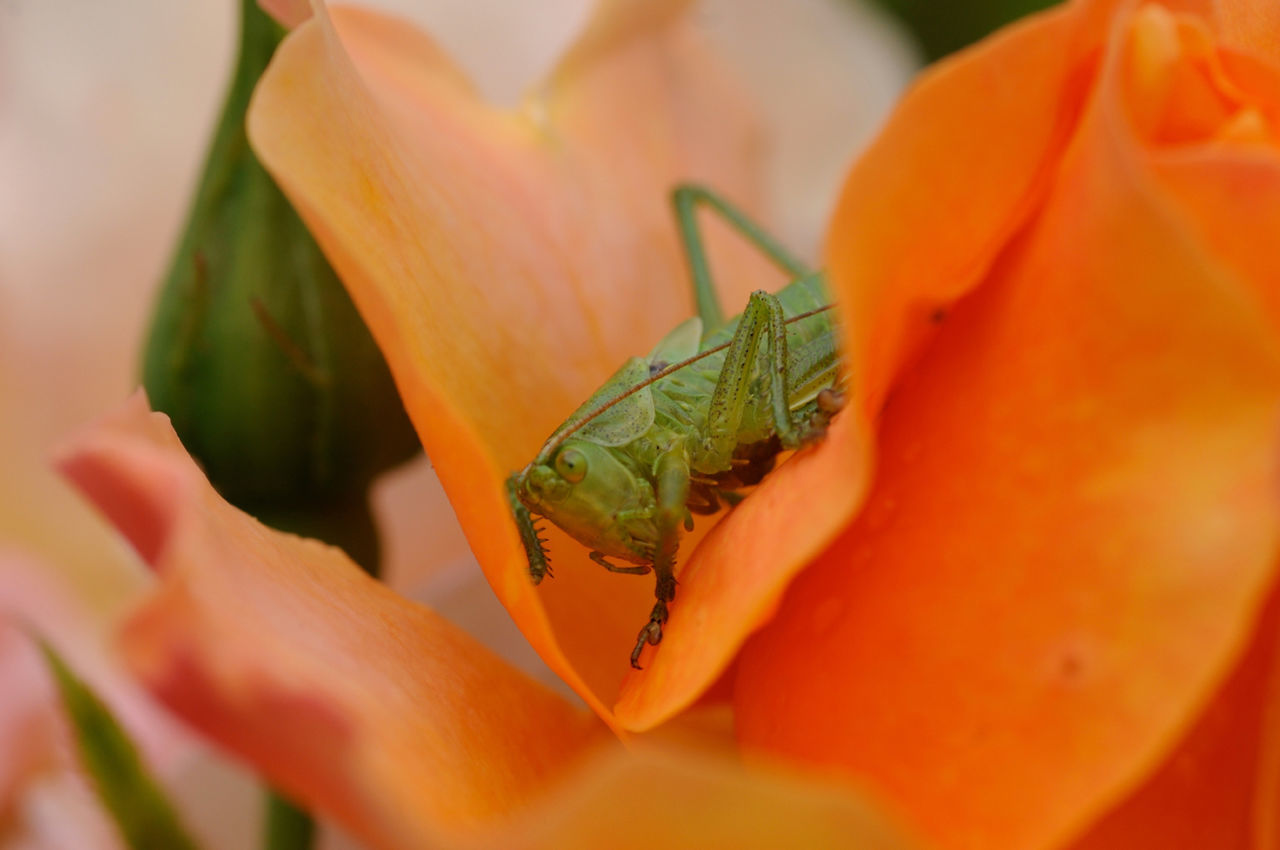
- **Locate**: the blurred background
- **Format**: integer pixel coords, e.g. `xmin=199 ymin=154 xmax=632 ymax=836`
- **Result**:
xmin=876 ymin=0 xmax=1054 ymax=59
xmin=0 ymin=0 xmax=1055 ymax=847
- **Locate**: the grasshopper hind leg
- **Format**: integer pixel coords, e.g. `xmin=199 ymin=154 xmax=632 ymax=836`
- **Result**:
xmin=671 ymin=184 xmax=814 ymax=333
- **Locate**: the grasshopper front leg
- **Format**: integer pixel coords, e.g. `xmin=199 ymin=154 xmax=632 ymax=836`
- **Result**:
xmin=506 ymin=474 xmax=551 ymax=583
xmin=631 ymin=448 xmax=690 ymax=669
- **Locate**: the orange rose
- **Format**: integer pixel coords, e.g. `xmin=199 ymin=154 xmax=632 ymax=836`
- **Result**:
xmin=53 ymin=0 xmax=921 ymax=846
xmin=53 ymin=0 xmax=1280 ymax=847
xmin=246 ymin=0 xmax=824 ymax=730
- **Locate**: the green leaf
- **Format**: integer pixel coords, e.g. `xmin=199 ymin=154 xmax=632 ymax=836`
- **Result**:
xmin=39 ymin=642 xmax=202 ymax=850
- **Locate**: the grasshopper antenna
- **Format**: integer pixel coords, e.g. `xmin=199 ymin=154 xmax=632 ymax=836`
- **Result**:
xmin=540 ymin=304 xmax=835 ymax=460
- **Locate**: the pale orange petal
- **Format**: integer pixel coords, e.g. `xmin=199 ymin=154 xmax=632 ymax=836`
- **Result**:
xmin=736 ymin=5 xmax=1280 ymax=849
xmin=7 ymin=772 xmax=123 ymax=850
xmin=484 ymin=745 xmax=922 ymax=850
xmin=57 ymin=392 xmax=604 ymax=850
xmin=257 ymin=0 xmax=310 ymax=29
xmin=248 ymin=0 xmax=809 ymax=723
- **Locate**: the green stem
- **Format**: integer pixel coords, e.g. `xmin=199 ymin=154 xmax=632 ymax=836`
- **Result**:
xmin=221 ymin=4 xmax=321 ymax=849
xmin=264 ymin=793 xmax=316 ymax=850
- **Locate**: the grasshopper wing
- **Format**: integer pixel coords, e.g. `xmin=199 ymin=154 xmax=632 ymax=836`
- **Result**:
xmin=562 ymin=356 xmax=656 ymax=447
xmin=543 ymin=318 xmax=703 ymax=451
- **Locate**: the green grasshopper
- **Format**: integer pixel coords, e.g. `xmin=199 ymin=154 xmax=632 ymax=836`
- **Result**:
xmin=506 ymin=185 xmax=843 ymax=669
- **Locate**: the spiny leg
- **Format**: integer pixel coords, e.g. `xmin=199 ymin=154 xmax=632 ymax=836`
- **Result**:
xmin=631 ymin=449 xmax=690 ymax=669
xmin=696 ymin=289 xmax=803 ymax=473
xmin=632 ymin=569 xmax=676 ymax=669
xmin=671 ymin=184 xmax=814 ymax=333
xmin=506 ymin=474 xmax=551 ymax=583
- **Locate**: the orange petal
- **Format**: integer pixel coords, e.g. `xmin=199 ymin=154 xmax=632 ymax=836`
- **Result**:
xmin=1255 ymin=595 xmax=1280 ymax=849
xmin=1064 ymin=583 xmax=1280 ymax=849
xmin=824 ymin=0 xmax=1114 ymax=416
xmin=1137 ymin=51 xmax=1280 ymax=328
xmin=1214 ymin=0 xmax=1280 ymax=58
xmin=248 ymin=1 xmax=801 ymax=723
xmin=483 ymin=745 xmax=923 ymax=850
xmin=736 ymin=6 xmax=1280 ymax=850
xmin=56 ymin=392 xmax=604 ymax=850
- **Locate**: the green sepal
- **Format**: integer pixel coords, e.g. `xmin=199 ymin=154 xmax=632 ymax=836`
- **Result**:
xmin=39 ymin=642 xmax=202 ymax=850
xmin=141 ymin=0 xmax=419 ymax=525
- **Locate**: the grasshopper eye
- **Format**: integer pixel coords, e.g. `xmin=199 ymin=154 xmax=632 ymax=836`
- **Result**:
xmin=555 ymin=447 xmax=588 ymax=483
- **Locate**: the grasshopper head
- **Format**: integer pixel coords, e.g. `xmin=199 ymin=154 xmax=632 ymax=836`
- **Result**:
xmin=515 ymin=439 xmax=656 ymax=563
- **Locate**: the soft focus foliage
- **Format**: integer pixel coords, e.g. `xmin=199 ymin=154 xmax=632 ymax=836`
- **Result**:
xmin=871 ymin=0 xmax=1057 ymax=60
xmin=40 ymin=643 xmax=199 ymax=850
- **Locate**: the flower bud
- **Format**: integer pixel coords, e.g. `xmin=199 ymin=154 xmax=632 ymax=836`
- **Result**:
xmin=142 ymin=0 xmax=418 ymax=568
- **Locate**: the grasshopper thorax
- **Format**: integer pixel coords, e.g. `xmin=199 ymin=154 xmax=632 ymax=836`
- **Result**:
xmin=515 ymin=439 xmax=657 ymax=563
